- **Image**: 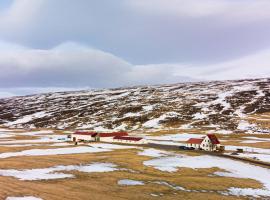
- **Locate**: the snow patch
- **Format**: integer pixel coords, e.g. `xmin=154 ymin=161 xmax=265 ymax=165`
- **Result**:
xmin=118 ymin=179 xmax=144 ymax=186
xmin=0 ymin=163 xmax=118 ymax=180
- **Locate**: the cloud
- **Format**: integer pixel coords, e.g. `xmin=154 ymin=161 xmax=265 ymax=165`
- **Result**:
xmin=0 ymin=0 xmax=44 ymax=31
xmin=0 ymin=42 xmax=134 ymax=88
xmin=127 ymin=0 xmax=270 ymax=22
xmin=0 ymin=41 xmax=269 ymax=91
xmin=0 ymin=1 xmax=270 ymax=98
xmin=1 ymin=0 xmax=270 ymax=64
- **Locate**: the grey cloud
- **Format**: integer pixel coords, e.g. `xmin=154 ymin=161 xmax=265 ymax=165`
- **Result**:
xmin=1 ymin=0 xmax=270 ymax=64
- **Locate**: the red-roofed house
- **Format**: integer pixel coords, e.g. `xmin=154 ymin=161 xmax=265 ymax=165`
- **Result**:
xmin=186 ymin=134 xmax=221 ymax=151
xmin=97 ymin=132 xmax=128 ymax=142
xmin=71 ymin=131 xmax=129 ymax=142
xmin=113 ymin=136 xmax=148 ymax=144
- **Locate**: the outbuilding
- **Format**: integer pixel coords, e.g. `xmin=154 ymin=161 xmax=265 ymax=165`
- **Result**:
xmin=113 ymin=136 xmax=148 ymax=144
xmin=71 ymin=131 xmax=97 ymax=142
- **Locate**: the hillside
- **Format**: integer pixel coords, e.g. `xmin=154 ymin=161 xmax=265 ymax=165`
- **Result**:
xmin=0 ymin=78 xmax=269 ymax=133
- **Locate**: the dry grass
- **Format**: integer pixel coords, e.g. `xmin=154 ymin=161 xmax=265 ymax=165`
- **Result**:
xmin=0 ymin=128 xmax=268 ymax=199
xmin=0 ymin=147 xmax=261 ymax=200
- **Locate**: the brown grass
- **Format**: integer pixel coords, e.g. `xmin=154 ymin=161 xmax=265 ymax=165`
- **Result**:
xmin=0 ymin=147 xmax=261 ymax=200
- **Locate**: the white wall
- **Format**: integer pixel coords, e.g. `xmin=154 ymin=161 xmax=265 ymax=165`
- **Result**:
xmin=113 ymin=139 xmax=148 ymax=144
xmin=71 ymin=134 xmax=95 ymax=142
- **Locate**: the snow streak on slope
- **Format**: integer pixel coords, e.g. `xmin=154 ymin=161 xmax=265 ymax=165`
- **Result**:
xmin=0 ymin=78 xmax=269 ymax=133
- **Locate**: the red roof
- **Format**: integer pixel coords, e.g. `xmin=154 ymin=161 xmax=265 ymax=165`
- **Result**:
xmin=186 ymin=138 xmax=203 ymax=144
xmin=73 ymin=131 xmax=128 ymax=138
xmin=113 ymin=136 xmax=143 ymax=141
xmin=207 ymin=134 xmax=220 ymax=144
xmin=98 ymin=132 xmax=128 ymax=137
xmin=73 ymin=131 xmax=97 ymax=136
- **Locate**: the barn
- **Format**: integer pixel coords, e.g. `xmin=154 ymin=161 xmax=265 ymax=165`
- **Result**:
xmin=97 ymin=132 xmax=128 ymax=142
xmin=71 ymin=131 xmax=129 ymax=143
xmin=71 ymin=131 xmax=97 ymax=142
xmin=113 ymin=136 xmax=148 ymax=144
xmin=186 ymin=134 xmax=221 ymax=151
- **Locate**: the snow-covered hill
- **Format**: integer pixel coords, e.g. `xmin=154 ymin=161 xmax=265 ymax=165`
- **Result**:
xmin=0 ymin=78 xmax=269 ymax=133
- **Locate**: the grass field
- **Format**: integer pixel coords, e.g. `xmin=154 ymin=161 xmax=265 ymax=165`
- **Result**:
xmin=0 ymin=128 xmax=270 ymax=199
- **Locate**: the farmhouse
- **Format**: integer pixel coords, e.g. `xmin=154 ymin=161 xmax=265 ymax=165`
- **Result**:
xmin=186 ymin=134 xmax=221 ymax=151
xmin=113 ymin=136 xmax=148 ymax=144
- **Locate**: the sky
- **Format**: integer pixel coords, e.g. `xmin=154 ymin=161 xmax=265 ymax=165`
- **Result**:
xmin=0 ymin=0 xmax=270 ymax=98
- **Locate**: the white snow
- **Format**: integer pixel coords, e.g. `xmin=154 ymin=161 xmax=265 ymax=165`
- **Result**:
xmin=0 ymin=135 xmax=67 ymax=145
xmin=243 ymin=136 xmax=270 ymax=142
xmin=179 ymin=124 xmax=193 ymax=129
xmin=237 ymin=120 xmax=256 ymax=131
xmin=0 ymin=133 xmax=14 ymax=138
xmin=89 ymin=143 xmax=137 ymax=149
xmin=123 ymin=112 xmax=141 ymax=117
xmin=193 ymin=113 xmax=207 ymax=120
xmin=144 ymin=154 xmax=270 ymax=197
xmin=226 ymin=145 xmax=270 ymax=154
xmin=118 ymin=179 xmax=144 ymax=186
xmin=0 ymin=143 xmax=137 ymax=159
xmin=215 ymin=130 xmax=233 ymax=134
xmin=143 ymin=105 xmax=154 ymax=112
xmin=93 ymin=126 xmax=111 ymax=132
xmin=146 ymin=133 xmax=204 ymax=142
xmin=236 ymin=153 xmax=270 ymax=163
xmin=0 ymin=146 xmax=111 ymax=159
xmin=240 ymin=140 xmax=265 ymax=144
xmin=228 ymin=187 xmax=270 ymax=198
xmin=5 ymin=112 xmax=51 ymax=126
xmin=6 ymin=197 xmax=43 ymax=200
xmin=19 ymin=130 xmax=54 ymax=136
xmin=138 ymin=148 xmax=172 ymax=157
xmin=144 ymin=155 xmax=185 ymax=172
xmin=143 ymin=112 xmax=180 ymax=128
xmin=212 ymin=91 xmax=232 ymax=110
xmin=0 ymin=163 xmax=118 ymax=180
xmin=147 ymin=140 xmax=185 ymax=146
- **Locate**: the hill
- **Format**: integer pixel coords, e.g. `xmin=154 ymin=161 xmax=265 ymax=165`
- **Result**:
xmin=0 ymin=78 xmax=269 ymax=133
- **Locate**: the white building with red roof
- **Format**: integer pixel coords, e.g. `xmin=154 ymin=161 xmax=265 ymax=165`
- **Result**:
xmin=113 ymin=136 xmax=148 ymax=144
xmin=186 ymin=134 xmax=221 ymax=151
xmin=71 ymin=131 xmax=97 ymax=142
xmin=71 ymin=131 xmax=129 ymax=142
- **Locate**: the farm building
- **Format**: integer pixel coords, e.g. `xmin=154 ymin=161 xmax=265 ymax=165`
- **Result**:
xmin=71 ymin=131 xmax=128 ymax=142
xmin=113 ymin=136 xmax=148 ymax=144
xmin=71 ymin=131 xmax=97 ymax=142
xmin=186 ymin=134 xmax=221 ymax=151
xmin=97 ymin=132 xmax=128 ymax=142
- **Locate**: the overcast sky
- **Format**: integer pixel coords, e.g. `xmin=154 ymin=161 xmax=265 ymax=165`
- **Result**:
xmin=0 ymin=0 xmax=270 ymax=97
